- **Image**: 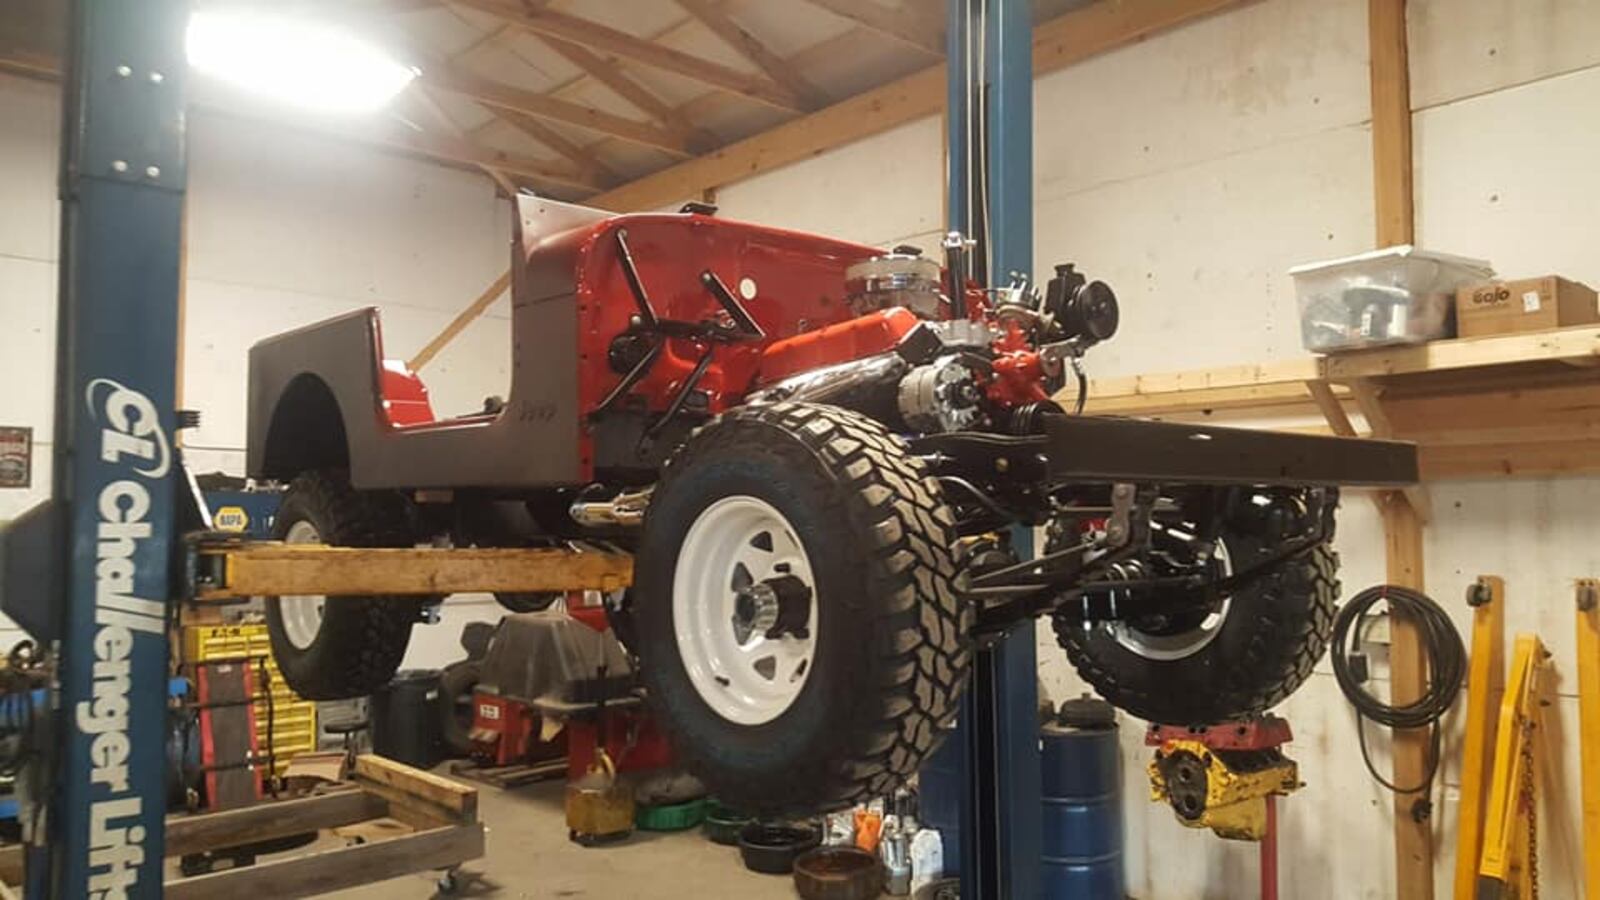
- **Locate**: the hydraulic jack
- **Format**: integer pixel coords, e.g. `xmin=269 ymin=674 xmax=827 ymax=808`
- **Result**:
xmin=1146 ymin=715 xmax=1301 ymax=900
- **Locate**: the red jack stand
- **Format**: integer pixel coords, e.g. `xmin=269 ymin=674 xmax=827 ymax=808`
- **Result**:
xmin=1145 ymin=715 xmax=1300 ymax=900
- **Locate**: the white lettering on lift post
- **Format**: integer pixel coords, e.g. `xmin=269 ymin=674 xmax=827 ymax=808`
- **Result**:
xmin=77 ymin=378 xmax=170 ymax=898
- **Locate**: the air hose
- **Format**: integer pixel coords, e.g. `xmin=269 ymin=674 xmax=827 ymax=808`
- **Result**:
xmin=1330 ymin=584 xmax=1466 ymax=817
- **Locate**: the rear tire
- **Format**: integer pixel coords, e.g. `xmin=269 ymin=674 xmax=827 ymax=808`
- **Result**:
xmin=264 ymin=471 xmax=420 ymax=700
xmin=1054 ymin=493 xmax=1339 ymax=725
xmin=634 ymin=402 xmax=971 ymax=815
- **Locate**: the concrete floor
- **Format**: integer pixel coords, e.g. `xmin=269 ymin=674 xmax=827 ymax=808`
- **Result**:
xmin=326 ymin=778 xmax=800 ymax=900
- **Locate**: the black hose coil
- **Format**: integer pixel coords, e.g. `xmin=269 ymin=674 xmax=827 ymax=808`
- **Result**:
xmin=1330 ymin=584 xmax=1466 ymax=801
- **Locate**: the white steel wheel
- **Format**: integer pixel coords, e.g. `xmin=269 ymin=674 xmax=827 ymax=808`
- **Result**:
xmin=672 ymin=495 xmax=818 ymax=726
xmin=279 ymin=518 xmax=327 ymax=650
xmin=1110 ymin=536 xmax=1233 ymax=661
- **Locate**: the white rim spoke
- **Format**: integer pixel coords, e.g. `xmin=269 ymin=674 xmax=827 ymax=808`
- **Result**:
xmin=280 ymin=519 xmax=328 ymax=651
xmin=673 ymin=496 xmax=819 ymax=726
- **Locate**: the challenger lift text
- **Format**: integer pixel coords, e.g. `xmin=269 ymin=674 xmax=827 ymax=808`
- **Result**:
xmin=78 ymin=378 xmax=170 ymax=897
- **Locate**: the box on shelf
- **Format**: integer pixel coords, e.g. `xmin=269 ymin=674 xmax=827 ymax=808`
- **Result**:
xmin=1290 ymin=245 xmax=1494 ymax=353
xmin=1454 ymin=276 xmax=1599 ymax=337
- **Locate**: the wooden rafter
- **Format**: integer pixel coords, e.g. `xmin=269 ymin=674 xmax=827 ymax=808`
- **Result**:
xmin=800 ymin=0 xmax=944 ymax=56
xmin=535 ymin=35 xmax=711 ymax=150
xmin=675 ymin=0 xmax=829 ymax=110
xmin=439 ymin=0 xmax=807 ymax=111
xmin=408 ymin=88 xmax=519 ymax=195
xmin=0 ymin=43 xmax=605 ymax=193
xmin=589 ymin=0 xmax=1256 ymax=211
xmin=477 ymin=109 xmax=620 ymax=185
xmin=364 ymin=117 xmax=605 ymax=191
xmin=575 ymin=23 xmax=884 ymax=162
xmin=417 ymin=55 xmax=694 ymax=156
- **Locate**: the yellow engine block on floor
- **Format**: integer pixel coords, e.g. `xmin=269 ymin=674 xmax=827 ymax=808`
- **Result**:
xmin=1148 ymin=738 xmax=1300 ymax=841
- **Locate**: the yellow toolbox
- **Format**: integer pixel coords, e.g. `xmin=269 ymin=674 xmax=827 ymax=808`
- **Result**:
xmin=184 ymin=623 xmax=319 ymax=775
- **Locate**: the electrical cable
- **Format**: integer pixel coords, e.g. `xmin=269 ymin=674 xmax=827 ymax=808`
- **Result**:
xmin=1330 ymin=584 xmax=1465 ymax=812
xmin=1070 ymin=355 xmax=1087 ymax=414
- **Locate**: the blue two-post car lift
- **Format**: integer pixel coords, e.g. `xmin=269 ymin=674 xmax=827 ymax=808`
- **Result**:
xmin=940 ymin=1 xmax=1046 ymax=897
xmin=0 ymin=0 xmax=1050 ymax=896
xmin=19 ymin=2 xmax=190 ymax=896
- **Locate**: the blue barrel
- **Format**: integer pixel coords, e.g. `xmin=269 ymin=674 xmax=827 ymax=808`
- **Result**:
xmin=1041 ymin=697 xmax=1124 ymax=899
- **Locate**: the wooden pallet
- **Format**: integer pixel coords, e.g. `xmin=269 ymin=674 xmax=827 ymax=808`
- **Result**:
xmin=0 ymin=755 xmax=484 ymax=899
xmin=449 ymin=757 xmax=568 ymax=789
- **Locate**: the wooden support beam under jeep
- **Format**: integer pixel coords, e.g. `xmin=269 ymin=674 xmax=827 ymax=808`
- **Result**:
xmin=189 ymin=541 xmax=633 ymax=602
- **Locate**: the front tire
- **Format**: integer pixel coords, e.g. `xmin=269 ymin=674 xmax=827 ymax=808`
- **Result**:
xmin=635 ymin=402 xmax=971 ymax=815
xmin=264 ymin=471 xmax=420 ymax=700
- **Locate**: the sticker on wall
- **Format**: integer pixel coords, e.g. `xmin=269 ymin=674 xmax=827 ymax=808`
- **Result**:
xmin=0 ymin=427 xmax=31 ymax=488
xmin=214 ymin=506 xmax=251 ymax=532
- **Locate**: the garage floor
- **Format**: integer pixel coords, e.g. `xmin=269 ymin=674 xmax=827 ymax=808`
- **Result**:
xmin=326 ymin=777 xmax=800 ymax=899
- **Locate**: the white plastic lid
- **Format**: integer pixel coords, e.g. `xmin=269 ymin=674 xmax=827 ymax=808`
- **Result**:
xmin=1288 ymin=244 xmax=1494 ymax=277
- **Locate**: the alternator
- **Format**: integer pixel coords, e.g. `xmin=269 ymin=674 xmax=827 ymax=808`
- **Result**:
xmin=898 ymin=357 xmax=981 ymax=433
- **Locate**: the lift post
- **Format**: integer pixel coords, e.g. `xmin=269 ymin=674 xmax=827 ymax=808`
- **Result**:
xmin=37 ymin=1 xmax=189 ymax=896
xmin=943 ymin=0 xmax=1043 ymax=896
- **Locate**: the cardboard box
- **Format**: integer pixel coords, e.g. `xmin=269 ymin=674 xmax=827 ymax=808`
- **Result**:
xmin=1455 ymin=276 xmax=1599 ymax=337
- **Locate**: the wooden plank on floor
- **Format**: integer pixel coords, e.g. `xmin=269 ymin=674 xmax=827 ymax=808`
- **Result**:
xmin=167 ymin=790 xmax=391 ymax=858
xmin=164 ymin=823 xmax=484 ymax=900
xmin=354 ymin=754 xmax=477 ymax=820
xmin=0 ymin=790 xmax=390 ymax=876
xmin=452 ymin=759 xmax=567 ymax=788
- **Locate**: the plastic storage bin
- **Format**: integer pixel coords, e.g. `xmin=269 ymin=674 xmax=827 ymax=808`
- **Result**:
xmin=1291 ymin=246 xmax=1493 ymax=352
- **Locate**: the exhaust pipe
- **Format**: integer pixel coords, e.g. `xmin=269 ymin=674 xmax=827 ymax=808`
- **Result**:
xmin=570 ymin=488 xmax=651 ymax=528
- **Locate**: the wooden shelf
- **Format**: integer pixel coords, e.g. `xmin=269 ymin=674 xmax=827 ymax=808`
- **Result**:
xmin=1083 ymin=325 xmax=1600 ymax=481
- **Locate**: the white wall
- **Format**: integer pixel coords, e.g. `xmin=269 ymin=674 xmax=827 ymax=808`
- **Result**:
xmin=0 ymin=72 xmax=511 ymax=666
xmin=715 ymin=1 xmax=1600 ymax=897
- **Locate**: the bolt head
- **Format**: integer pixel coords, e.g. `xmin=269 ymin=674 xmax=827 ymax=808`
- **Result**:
xmin=145 ymin=165 xmax=161 ymax=179
xmin=115 ymin=65 xmax=131 ymax=77
xmin=148 ymin=71 xmax=164 ymax=84
xmin=110 ymin=160 xmax=128 ymax=173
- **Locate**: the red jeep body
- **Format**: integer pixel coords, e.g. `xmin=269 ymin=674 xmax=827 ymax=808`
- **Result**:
xmin=247 ymin=199 xmax=908 ymax=489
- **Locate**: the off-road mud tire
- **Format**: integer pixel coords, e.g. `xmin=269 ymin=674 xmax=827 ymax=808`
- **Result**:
xmin=1055 ymin=526 xmax=1339 ymax=725
xmin=264 ymin=471 xmax=420 ymax=700
xmin=634 ymin=402 xmax=971 ymax=815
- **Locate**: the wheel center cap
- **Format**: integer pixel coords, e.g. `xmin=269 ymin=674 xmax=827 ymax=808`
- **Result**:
xmin=732 ymin=574 xmax=812 ymax=642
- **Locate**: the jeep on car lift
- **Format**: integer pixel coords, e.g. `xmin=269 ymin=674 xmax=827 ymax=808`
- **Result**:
xmin=247 ymin=196 xmax=1415 ymax=814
